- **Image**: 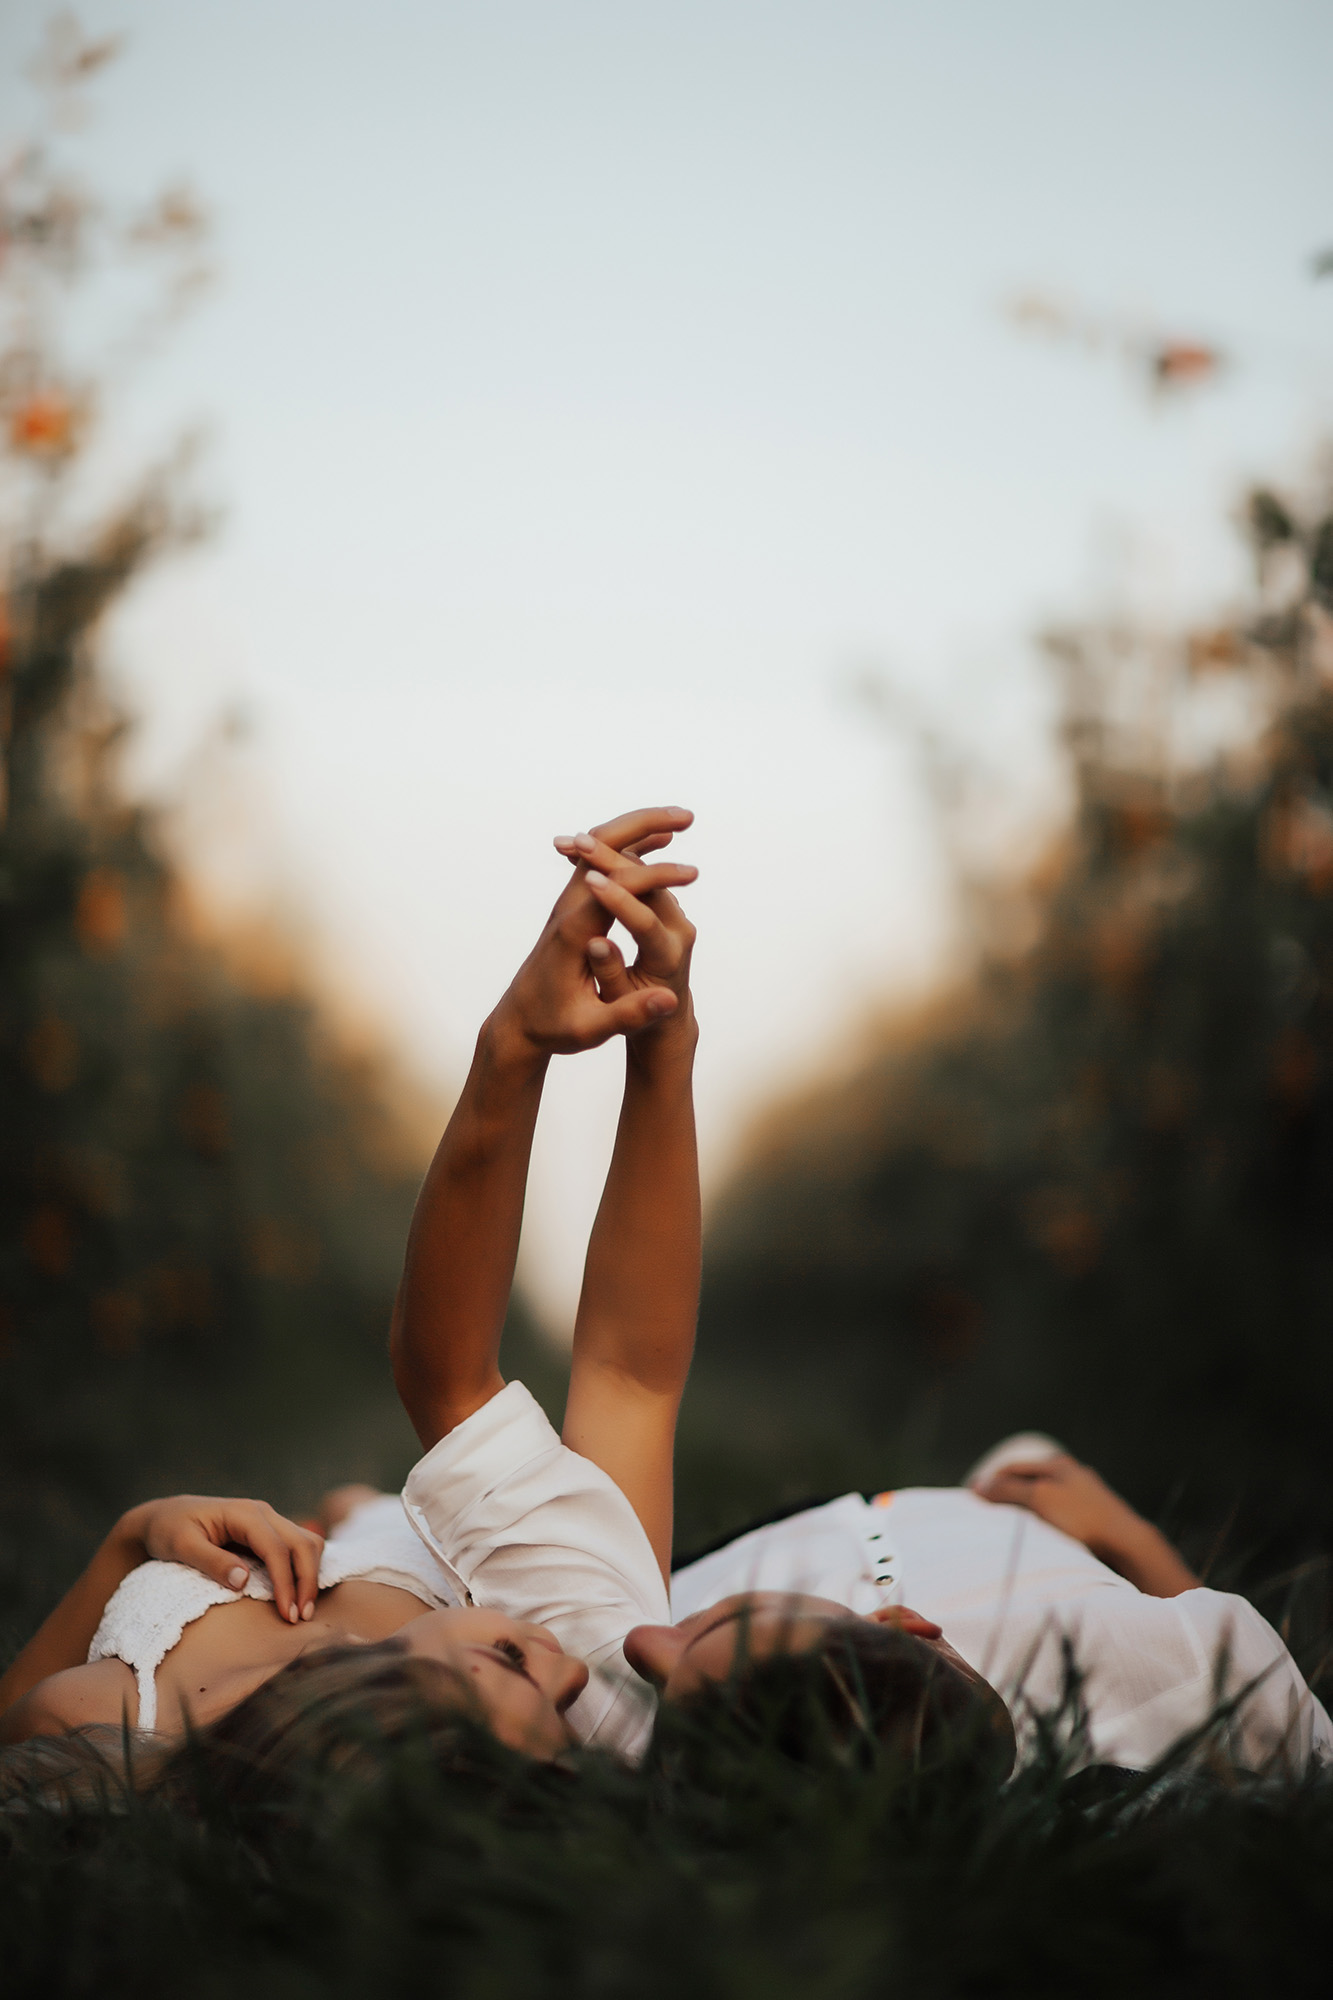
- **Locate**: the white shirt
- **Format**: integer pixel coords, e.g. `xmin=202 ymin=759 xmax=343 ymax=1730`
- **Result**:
xmin=671 ymin=1489 xmax=1333 ymax=1772
xmin=401 ymin=1383 xmax=1332 ymax=1772
xmin=402 ymin=1382 xmax=668 ymax=1761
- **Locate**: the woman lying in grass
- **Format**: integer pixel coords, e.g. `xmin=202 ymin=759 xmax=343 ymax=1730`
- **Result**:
xmin=0 ymin=806 xmax=701 ymax=1772
xmin=1 ymin=804 xmax=1001 ymax=1790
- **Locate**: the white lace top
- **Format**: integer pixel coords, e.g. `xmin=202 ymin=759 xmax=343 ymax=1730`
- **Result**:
xmin=88 ymin=1495 xmax=458 ymax=1732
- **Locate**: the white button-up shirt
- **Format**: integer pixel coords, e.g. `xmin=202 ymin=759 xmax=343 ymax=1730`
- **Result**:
xmin=671 ymin=1489 xmax=1333 ymax=1772
xmin=402 ymin=1383 xmax=1332 ymax=1771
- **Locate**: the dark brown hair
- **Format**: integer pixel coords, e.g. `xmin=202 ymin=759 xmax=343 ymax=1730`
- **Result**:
xmin=669 ymin=1619 xmax=1016 ymax=1777
xmin=153 ymin=1641 xmax=495 ymax=1811
xmin=0 ymin=1644 xmax=515 ymax=1818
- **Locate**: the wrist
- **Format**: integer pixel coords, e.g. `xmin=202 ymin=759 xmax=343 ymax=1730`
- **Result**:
xmin=627 ymin=1004 xmax=698 ymax=1078
xmin=110 ymin=1503 xmax=151 ymax=1561
xmin=477 ymin=1007 xmax=552 ymax=1085
xmin=1092 ymin=1513 xmax=1196 ymax=1593
xmin=1084 ymin=1499 xmax=1153 ymax=1570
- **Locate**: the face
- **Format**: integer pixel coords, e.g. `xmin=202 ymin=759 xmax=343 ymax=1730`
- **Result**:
xmin=624 ymin=1592 xmax=1010 ymax=1746
xmin=397 ymin=1608 xmax=589 ymax=1758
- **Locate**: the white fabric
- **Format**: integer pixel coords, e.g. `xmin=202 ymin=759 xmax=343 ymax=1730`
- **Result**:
xmin=671 ymin=1489 xmax=1333 ymax=1773
xmin=88 ymin=1495 xmax=458 ymax=1732
xmin=402 ymin=1381 xmax=668 ymax=1761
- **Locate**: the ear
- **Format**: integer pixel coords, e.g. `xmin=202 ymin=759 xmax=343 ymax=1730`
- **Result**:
xmin=868 ymin=1606 xmax=943 ymax=1640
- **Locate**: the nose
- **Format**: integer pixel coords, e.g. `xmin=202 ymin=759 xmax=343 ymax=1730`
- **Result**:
xmin=622 ymin=1623 xmax=682 ymax=1687
xmin=556 ymin=1657 xmax=590 ymax=1711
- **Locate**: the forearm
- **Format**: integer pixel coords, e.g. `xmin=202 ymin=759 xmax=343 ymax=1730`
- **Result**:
xmin=1094 ymin=1518 xmax=1200 ymax=1598
xmin=571 ymin=1019 xmax=700 ymax=1397
xmin=0 ymin=1507 xmax=151 ymax=1715
xmin=391 ymin=1014 xmax=549 ymax=1448
xmin=563 ymin=1019 xmax=699 ymax=1574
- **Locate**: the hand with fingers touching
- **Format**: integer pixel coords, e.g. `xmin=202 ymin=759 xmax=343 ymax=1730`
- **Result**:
xmin=550 ymin=807 xmax=697 ymax=1053
xmin=975 ymin=1455 xmax=1199 ymax=1598
xmin=125 ymin=1494 xmax=326 ymax=1625
xmin=493 ymin=806 xmax=697 ymax=1061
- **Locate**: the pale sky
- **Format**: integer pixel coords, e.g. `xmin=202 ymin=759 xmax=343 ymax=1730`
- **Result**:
xmin=3 ymin=2 xmax=1330 ymax=1329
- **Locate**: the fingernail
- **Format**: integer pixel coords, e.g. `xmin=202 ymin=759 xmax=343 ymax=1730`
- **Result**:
xmin=573 ymin=833 xmax=596 ymax=852
xmin=288 ymin=1603 xmax=299 ymax=1623
xmin=585 ymin=869 xmax=608 ymax=887
xmin=648 ymin=992 xmax=675 ymax=1014
xmin=553 ymin=835 xmax=575 ymax=848
xmin=587 ymin=937 xmax=611 ymax=958
xmin=227 ymin=1565 xmax=247 ymax=1589
xmin=302 ymin=1602 xmax=314 ymax=1620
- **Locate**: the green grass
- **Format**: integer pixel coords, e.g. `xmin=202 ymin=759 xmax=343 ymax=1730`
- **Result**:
xmin=4 ymin=1704 xmax=1332 ymax=1999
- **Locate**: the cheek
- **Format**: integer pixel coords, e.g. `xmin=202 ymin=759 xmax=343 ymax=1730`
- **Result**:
xmin=469 ymin=1667 xmax=560 ymax=1753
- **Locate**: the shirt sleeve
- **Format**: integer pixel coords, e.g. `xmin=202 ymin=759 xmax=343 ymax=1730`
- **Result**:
xmin=1081 ymin=1587 xmax=1333 ymax=1773
xmin=401 ymin=1381 xmax=669 ymax=1761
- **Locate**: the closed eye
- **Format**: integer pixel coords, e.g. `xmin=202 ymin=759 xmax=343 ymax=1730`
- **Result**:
xmin=487 ymin=1638 xmax=541 ymax=1689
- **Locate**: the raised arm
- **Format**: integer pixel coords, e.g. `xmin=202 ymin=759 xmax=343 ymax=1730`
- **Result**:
xmin=390 ymin=808 xmax=697 ymax=1451
xmin=554 ymin=822 xmax=700 ymax=1580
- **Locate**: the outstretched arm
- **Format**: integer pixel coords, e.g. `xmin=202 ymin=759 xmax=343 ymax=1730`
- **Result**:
xmin=976 ymin=1455 xmax=1200 ymax=1597
xmin=555 ymin=824 xmax=700 ymax=1580
xmin=390 ymin=808 xmax=696 ymax=1451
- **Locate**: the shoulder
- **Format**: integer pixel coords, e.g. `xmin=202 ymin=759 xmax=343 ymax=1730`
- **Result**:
xmin=0 ymin=1659 xmax=138 ymax=1743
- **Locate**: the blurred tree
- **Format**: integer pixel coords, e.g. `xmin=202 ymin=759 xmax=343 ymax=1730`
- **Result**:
xmin=0 ymin=31 xmax=558 ymax=1644
xmin=684 ymin=477 xmax=1333 ymax=1624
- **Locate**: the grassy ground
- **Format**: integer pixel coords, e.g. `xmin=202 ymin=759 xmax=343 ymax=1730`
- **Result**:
xmin=4 ymin=1702 xmax=1332 ymax=1999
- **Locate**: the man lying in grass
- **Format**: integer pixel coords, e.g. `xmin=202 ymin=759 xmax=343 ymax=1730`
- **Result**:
xmin=390 ymin=805 xmax=1331 ymax=1779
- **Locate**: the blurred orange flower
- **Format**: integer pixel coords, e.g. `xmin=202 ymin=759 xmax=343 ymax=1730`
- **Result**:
xmin=75 ymin=866 xmax=127 ymax=952
xmin=8 ymin=390 xmax=82 ymax=459
xmin=1264 ymin=794 xmax=1333 ymax=895
xmin=1186 ymin=626 xmax=1244 ymax=675
xmin=23 ymin=1205 xmax=74 ymax=1277
xmin=1152 ymin=341 xmax=1223 ymax=389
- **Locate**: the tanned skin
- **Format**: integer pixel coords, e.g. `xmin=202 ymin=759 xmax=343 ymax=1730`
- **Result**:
xmin=390 ymin=805 xmax=700 ymax=1581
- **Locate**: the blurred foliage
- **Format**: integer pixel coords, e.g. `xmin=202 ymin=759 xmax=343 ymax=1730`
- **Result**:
xmin=0 ymin=42 xmax=557 ymax=1645
xmin=683 ymin=480 xmax=1333 ymax=1613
